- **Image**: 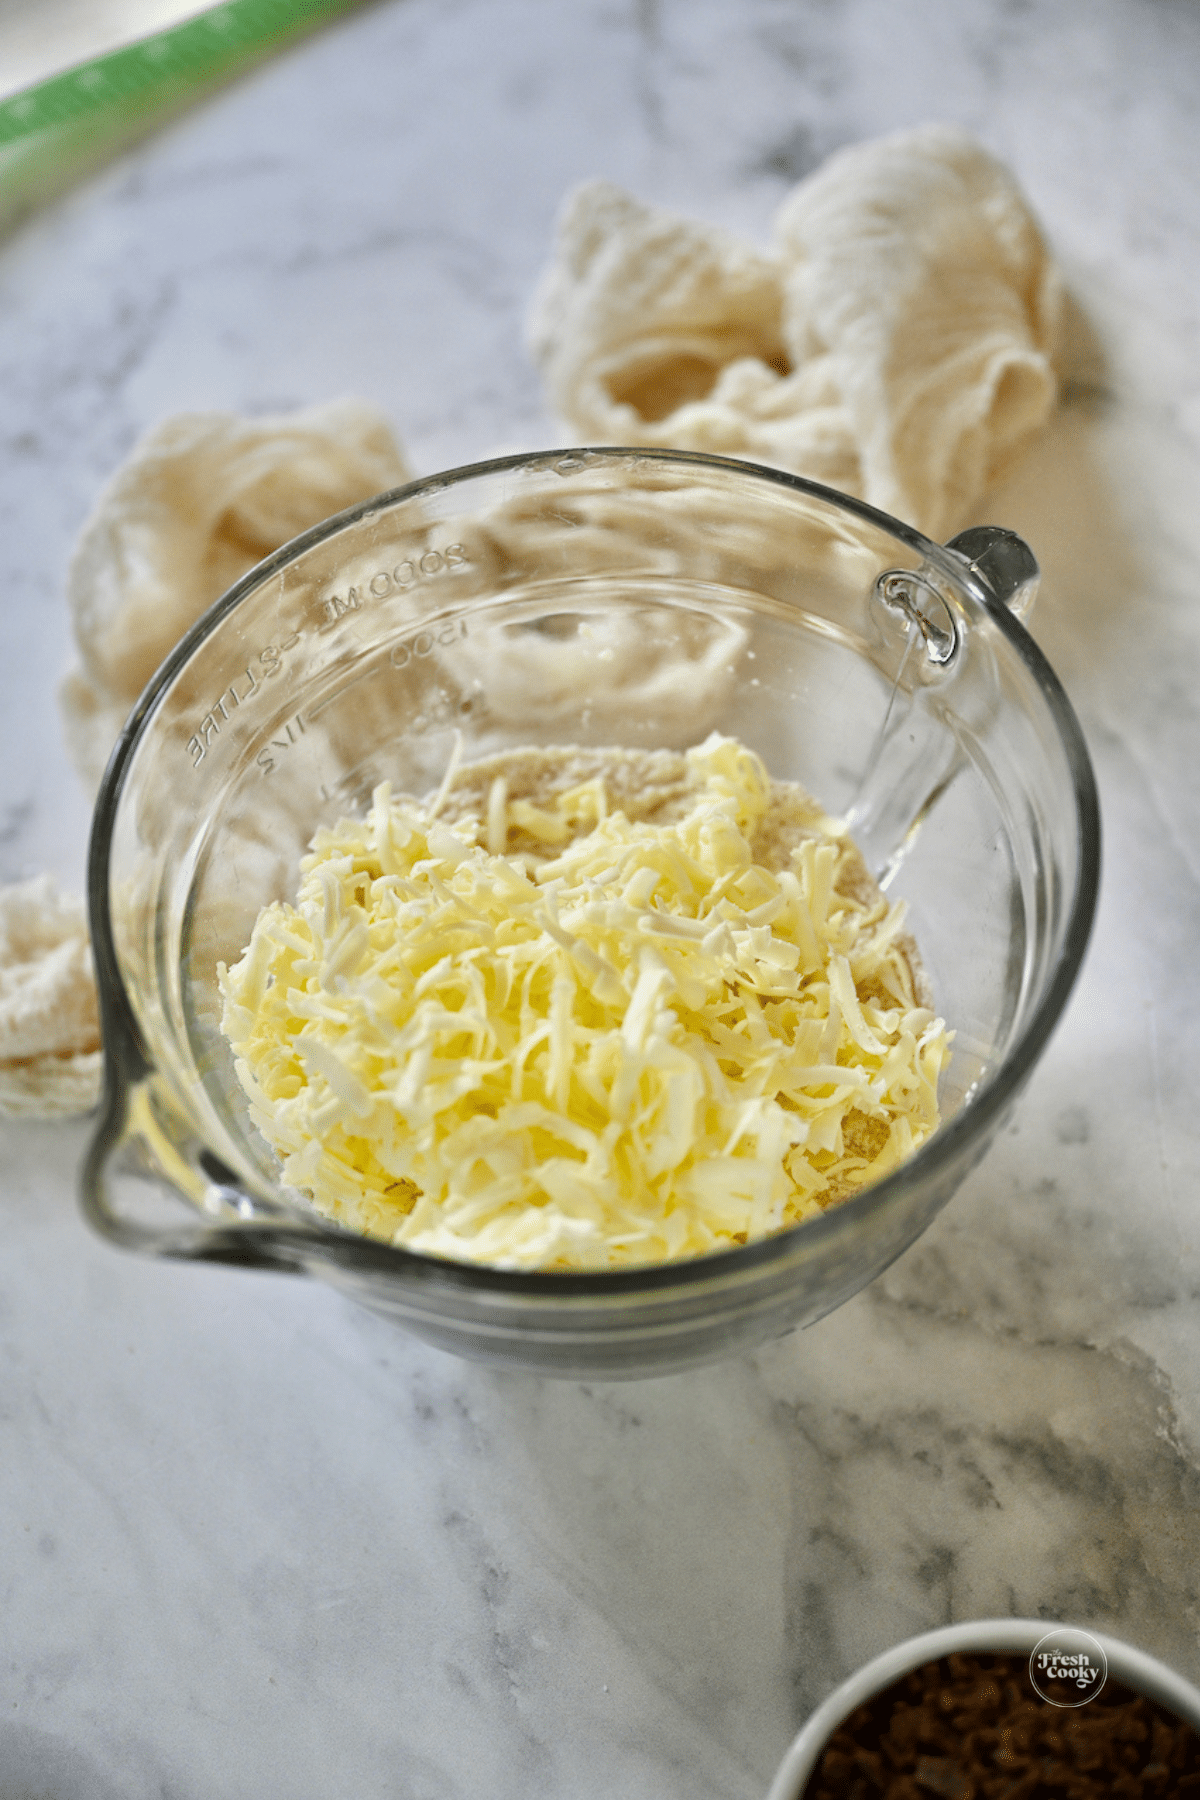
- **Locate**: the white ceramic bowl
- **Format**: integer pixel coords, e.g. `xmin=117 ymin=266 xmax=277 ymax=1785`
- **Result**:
xmin=767 ymin=1617 xmax=1200 ymax=1800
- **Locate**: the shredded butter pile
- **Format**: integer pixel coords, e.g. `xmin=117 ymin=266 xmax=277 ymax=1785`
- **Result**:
xmin=219 ymin=736 xmax=950 ymax=1270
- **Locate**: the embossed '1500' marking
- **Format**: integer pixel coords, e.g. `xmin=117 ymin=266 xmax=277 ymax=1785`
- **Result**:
xmin=255 ymin=615 xmax=471 ymax=775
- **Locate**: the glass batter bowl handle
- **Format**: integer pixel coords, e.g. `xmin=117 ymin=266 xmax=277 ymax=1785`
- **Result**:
xmin=846 ymin=524 xmax=1041 ymax=884
xmin=944 ymin=524 xmax=1040 ymax=619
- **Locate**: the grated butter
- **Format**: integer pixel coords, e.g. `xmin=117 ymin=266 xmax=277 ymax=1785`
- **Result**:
xmin=219 ymin=734 xmax=950 ymax=1270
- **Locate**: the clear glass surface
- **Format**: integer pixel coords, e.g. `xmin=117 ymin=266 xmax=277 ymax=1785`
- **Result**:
xmin=82 ymin=448 xmax=1100 ymax=1377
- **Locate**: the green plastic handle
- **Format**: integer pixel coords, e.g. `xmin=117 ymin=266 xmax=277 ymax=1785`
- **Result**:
xmin=0 ymin=0 xmax=364 ymax=231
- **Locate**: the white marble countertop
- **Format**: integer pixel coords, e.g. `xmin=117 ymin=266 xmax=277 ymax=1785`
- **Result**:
xmin=4 ymin=2 xmax=1200 ymax=1794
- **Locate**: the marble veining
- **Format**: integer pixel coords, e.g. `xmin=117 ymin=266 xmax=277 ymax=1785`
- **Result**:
xmin=5 ymin=1 xmax=1200 ymax=1795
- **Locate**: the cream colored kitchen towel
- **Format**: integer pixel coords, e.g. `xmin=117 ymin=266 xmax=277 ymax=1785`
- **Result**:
xmin=0 ymin=875 xmax=102 ymax=1118
xmin=528 ymin=124 xmax=1063 ymax=541
xmin=60 ymin=397 xmax=412 ymax=790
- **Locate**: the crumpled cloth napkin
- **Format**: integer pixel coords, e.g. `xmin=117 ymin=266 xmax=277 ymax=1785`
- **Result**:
xmin=0 ymin=876 xmax=102 ymax=1118
xmin=0 ymin=400 xmax=409 ymax=1121
xmin=59 ymin=397 xmax=411 ymax=792
xmin=528 ymin=124 xmax=1063 ymax=541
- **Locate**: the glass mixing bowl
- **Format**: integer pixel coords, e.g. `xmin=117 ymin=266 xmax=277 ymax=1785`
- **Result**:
xmin=81 ymin=448 xmax=1099 ymax=1378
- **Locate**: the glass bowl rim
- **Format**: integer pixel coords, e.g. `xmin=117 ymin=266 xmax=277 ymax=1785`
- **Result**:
xmin=85 ymin=445 xmax=1102 ymax=1296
